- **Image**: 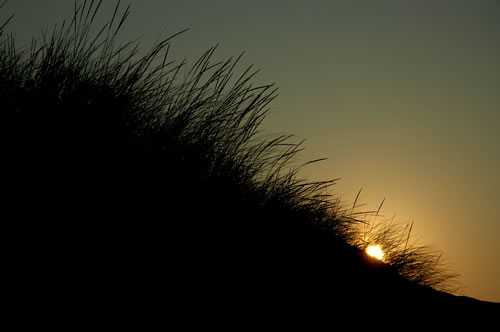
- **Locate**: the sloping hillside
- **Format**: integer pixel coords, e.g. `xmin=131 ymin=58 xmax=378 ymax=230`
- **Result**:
xmin=2 ymin=1 xmax=497 ymax=321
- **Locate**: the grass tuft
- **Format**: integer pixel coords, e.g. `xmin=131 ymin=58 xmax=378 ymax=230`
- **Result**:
xmin=352 ymin=214 xmax=460 ymax=293
xmin=2 ymin=0 xmax=460 ymax=301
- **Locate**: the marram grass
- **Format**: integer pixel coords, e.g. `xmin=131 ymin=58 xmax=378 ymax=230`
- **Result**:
xmin=1 ymin=0 xmax=458 ymax=296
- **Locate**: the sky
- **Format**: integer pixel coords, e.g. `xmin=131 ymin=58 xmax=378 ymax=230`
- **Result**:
xmin=3 ymin=0 xmax=499 ymax=302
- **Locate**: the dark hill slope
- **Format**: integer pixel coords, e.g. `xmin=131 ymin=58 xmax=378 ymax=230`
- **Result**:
xmin=4 ymin=80 xmax=496 ymax=315
xmin=2 ymin=1 xmax=497 ymax=323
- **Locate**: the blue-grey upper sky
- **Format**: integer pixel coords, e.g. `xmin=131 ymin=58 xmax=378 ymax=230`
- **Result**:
xmin=3 ymin=0 xmax=499 ymax=302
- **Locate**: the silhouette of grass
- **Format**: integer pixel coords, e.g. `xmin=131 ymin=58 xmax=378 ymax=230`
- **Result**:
xmin=352 ymin=213 xmax=460 ymax=293
xmin=1 ymin=0 xmax=461 ymax=304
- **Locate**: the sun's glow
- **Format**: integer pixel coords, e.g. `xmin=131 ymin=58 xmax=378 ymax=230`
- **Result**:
xmin=366 ymin=245 xmax=385 ymax=261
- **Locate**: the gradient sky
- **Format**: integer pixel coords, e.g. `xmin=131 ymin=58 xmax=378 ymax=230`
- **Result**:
xmin=3 ymin=0 xmax=499 ymax=302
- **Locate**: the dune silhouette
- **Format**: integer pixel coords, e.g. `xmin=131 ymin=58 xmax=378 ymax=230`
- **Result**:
xmin=2 ymin=0 xmax=497 ymax=321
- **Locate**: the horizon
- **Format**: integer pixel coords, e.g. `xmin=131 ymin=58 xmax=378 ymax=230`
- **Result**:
xmin=3 ymin=0 xmax=499 ymax=302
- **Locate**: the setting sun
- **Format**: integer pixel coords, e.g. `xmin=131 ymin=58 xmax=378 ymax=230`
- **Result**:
xmin=366 ymin=245 xmax=385 ymax=261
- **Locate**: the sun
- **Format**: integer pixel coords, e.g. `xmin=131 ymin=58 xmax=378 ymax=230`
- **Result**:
xmin=366 ymin=244 xmax=385 ymax=261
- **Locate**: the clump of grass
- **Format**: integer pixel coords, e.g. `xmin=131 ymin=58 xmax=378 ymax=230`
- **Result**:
xmin=1 ymin=0 xmax=459 ymax=296
xmin=349 ymin=192 xmax=460 ymax=293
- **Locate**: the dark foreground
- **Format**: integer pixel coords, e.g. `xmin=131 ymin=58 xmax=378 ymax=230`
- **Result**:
xmin=4 ymin=72 xmax=497 ymax=320
xmin=7 ymin=137 xmax=498 ymax=321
